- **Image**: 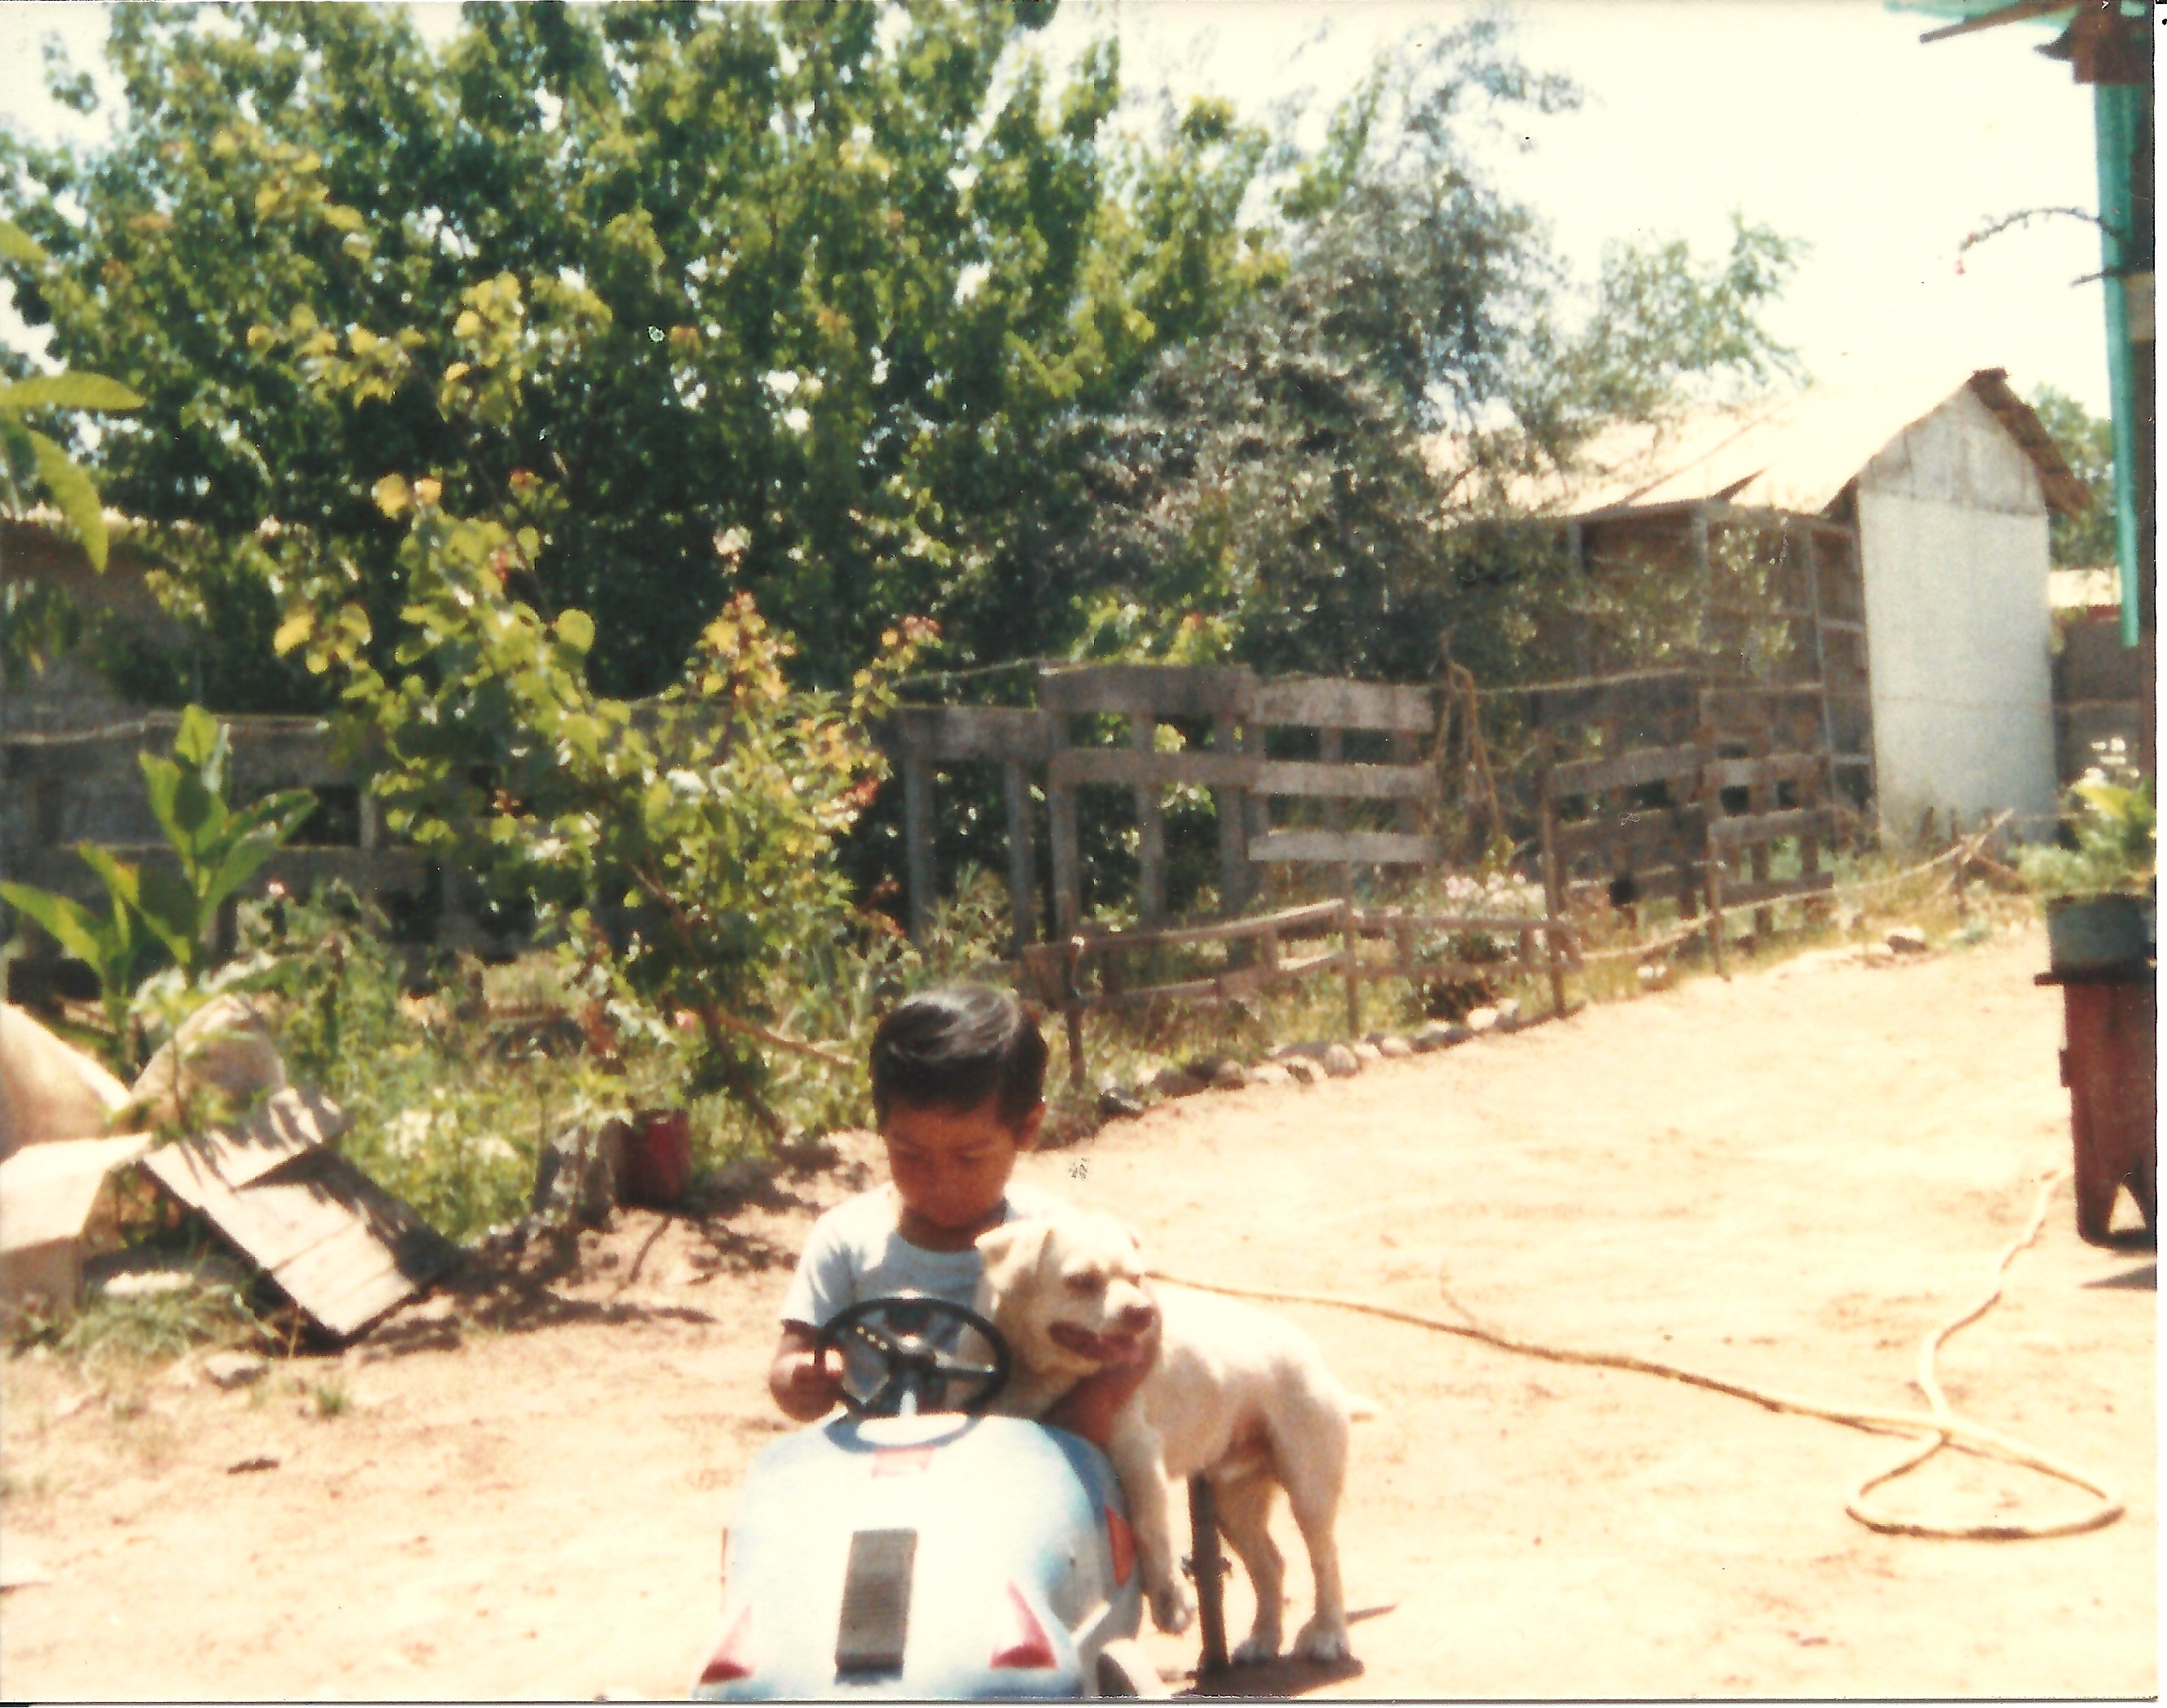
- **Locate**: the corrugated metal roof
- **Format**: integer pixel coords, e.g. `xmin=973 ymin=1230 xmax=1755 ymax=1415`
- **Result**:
xmin=1431 ymin=367 xmax=2088 ymax=522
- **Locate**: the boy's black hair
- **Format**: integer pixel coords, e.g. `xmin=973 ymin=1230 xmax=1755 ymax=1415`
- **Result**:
xmin=870 ymin=986 xmax=1047 ymax=1128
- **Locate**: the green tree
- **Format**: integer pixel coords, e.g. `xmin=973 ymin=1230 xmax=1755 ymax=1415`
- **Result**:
xmin=276 ymin=277 xmax=927 ymax=1119
xmin=0 ymin=2 xmax=1272 ymax=702
xmin=2029 ymin=384 xmax=2117 ymax=570
xmin=1040 ymin=23 xmax=1803 ymax=687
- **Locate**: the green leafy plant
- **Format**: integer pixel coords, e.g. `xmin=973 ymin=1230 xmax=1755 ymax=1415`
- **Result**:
xmin=2017 ymin=776 xmax=2156 ymax=901
xmin=130 ymin=706 xmax=317 ymax=980
xmin=0 ymin=706 xmax=314 ymax=1063
xmin=278 ymin=270 xmax=929 ymax=1126
xmin=0 ymin=852 xmax=163 ymax=1056
xmin=0 ymin=218 xmax=144 ymax=572
xmin=11 ymin=1268 xmax=263 ymax=1367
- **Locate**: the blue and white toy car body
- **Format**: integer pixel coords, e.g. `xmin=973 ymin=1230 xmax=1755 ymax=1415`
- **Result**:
xmin=692 ymin=1297 xmax=1155 ymax=1699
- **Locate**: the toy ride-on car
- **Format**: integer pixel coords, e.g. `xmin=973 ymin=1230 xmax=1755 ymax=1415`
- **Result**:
xmin=691 ymin=1295 xmax=1163 ymax=1699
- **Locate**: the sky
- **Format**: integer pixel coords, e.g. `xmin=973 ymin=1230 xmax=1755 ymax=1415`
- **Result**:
xmin=0 ymin=0 xmax=2116 ymax=413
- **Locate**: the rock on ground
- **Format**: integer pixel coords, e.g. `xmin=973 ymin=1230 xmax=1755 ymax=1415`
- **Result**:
xmin=1149 ymin=1066 xmax=1205 ymax=1099
xmin=200 ymin=1351 xmax=269 ymax=1390
xmin=1412 ymin=1021 xmax=1470 ymax=1052
xmin=1322 ymin=1043 xmax=1361 ymax=1078
xmin=1097 ymin=1085 xmax=1147 ymax=1120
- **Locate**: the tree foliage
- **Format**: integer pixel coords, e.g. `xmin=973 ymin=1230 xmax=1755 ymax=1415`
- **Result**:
xmin=2 ymin=2 xmax=1810 ymax=707
xmin=275 ymin=283 xmax=928 ymax=1115
xmin=2 ymin=2 xmax=1275 ymax=700
xmin=1037 ymin=24 xmax=1804 ymax=686
xmin=0 ymin=217 xmax=143 ymax=571
xmin=2029 ymin=384 xmax=2117 ymax=570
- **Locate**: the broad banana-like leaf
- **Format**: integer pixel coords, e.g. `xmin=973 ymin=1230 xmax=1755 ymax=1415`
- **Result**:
xmin=0 ymin=372 xmax=145 ymax=413
xmin=200 ymin=838 xmax=284 ymax=917
xmin=137 ymin=754 xmax=182 ymax=854
xmin=2070 ymin=780 xmax=2152 ymax=824
xmin=26 ymin=428 xmax=109 ymax=570
xmin=0 ymin=881 xmax=106 ymax=967
xmin=72 ymin=843 xmax=144 ymax=914
xmin=134 ymin=861 xmax=207 ymax=970
xmin=172 ymin=703 xmax=224 ymax=773
xmin=226 ymin=788 xmax=318 ymax=849
xmin=139 ymin=749 xmax=225 ymax=863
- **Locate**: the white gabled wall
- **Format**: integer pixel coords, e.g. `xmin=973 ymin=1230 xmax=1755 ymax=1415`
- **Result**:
xmin=1855 ymin=387 xmax=2059 ymax=841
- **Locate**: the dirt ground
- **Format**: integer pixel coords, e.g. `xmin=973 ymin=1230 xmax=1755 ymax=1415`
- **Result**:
xmin=0 ymin=921 xmax=2154 ymax=1700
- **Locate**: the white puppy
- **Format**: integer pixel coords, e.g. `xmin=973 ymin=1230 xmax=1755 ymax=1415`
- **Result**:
xmin=975 ymin=1209 xmax=1368 ymax=1665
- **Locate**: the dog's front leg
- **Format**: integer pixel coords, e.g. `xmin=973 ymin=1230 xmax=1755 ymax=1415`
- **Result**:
xmin=1108 ymin=1412 xmax=1193 ymax=1635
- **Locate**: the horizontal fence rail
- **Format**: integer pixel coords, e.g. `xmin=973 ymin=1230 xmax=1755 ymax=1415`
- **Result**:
xmin=1021 ymin=897 xmax=1574 ymax=1088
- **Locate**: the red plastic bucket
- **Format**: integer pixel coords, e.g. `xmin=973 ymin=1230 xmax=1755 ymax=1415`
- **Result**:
xmin=619 ymin=1108 xmax=692 ymax=1207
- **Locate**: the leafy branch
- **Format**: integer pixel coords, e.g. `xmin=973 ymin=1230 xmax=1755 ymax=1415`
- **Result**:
xmin=0 ymin=218 xmax=144 ymax=571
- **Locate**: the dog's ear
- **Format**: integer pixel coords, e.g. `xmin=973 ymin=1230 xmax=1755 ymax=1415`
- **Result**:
xmin=977 ymin=1218 xmax=1053 ymax=1293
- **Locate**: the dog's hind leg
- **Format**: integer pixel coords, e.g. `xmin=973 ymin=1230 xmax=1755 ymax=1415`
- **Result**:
xmin=1282 ymin=1414 xmax=1353 ymax=1663
xmin=1211 ymin=1471 xmax=1286 ymax=1664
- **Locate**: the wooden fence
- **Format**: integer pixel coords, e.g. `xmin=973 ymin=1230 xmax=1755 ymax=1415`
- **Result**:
xmin=1532 ymin=670 xmax=1839 ymax=977
xmin=887 ymin=665 xmax=1442 ymax=948
xmin=887 ymin=662 xmax=1862 ymax=1078
xmin=1018 ymin=897 xmax=1572 ymax=1089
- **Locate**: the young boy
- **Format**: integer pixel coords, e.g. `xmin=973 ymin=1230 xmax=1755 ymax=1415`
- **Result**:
xmin=768 ymin=986 xmax=1153 ymax=1445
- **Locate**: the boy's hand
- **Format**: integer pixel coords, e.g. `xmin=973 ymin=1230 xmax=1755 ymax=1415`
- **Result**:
xmin=770 ymin=1324 xmax=845 ymax=1421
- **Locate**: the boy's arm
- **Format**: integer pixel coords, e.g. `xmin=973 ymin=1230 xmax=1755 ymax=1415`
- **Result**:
xmin=771 ymin=1204 xmax=859 ymax=1420
xmin=769 ymin=1321 xmax=844 ymax=1421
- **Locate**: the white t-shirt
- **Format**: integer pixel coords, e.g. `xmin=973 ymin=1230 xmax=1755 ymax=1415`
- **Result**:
xmin=778 ymin=1180 xmax=1065 ymax=1330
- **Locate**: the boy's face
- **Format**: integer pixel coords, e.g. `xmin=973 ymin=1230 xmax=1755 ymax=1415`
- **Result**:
xmin=882 ymin=1093 xmax=1042 ymax=1239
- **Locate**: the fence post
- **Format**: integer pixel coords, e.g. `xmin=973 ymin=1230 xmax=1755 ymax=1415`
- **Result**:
xmin=1952 ymin=807 xmax=1971 ymax=919
xmin=1696 ymin=690 xmax=1727 ymax=979
xmin=1320 ymin=724 xmax=1353 ymax=902
xmin=1002 ymin=759 xmax=1037 ymax=955
xmin=1049 ymin=778 xmax=1081 ymax=938
xmin=903 ymin=749 xmax=935 ymax=944
xmin=1132 ymin=713 xmax=1166 ymax=926
xmin=1536 ymin=730 xmax=1569 ymax=1017
xmin=1341 ymin=898 xmax=1361 ymax=1037
xmin=1214 ymin=707 xmax=1250 ymax=919
xmin=1748 ymin=706 xmax=1774 ymax=949
xmin=1063 ymin=935 xmax=1088 ymax=1091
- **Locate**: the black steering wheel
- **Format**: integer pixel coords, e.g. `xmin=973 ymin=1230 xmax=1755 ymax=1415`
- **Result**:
xmin=815 ymin=1295 xmax=1011 ymax=1419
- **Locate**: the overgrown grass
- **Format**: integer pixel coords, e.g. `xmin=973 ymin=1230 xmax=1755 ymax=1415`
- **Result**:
xmin=10 ymin=1272 xmax=265 ymax=1368
xmin=1033 ymin=832 xmax=2037 ymax=1126
xmin=223 ymin=876 xmax=1038 ymax=1243
xmin=13 ymin=837 xmax=2026 ymax=1372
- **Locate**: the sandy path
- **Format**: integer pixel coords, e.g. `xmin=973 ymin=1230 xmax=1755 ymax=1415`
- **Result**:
xmin=0 ymin=924 xmax=2153 ymax=1698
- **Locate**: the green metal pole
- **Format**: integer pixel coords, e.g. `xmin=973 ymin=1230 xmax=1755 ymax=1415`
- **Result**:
xmin=2091 ymin=82 xmax=2144 ymax=649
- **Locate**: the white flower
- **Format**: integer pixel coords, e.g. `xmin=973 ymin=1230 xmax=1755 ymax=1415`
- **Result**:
xmin=391 ymin=1109 xmax=433 ymax=1158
